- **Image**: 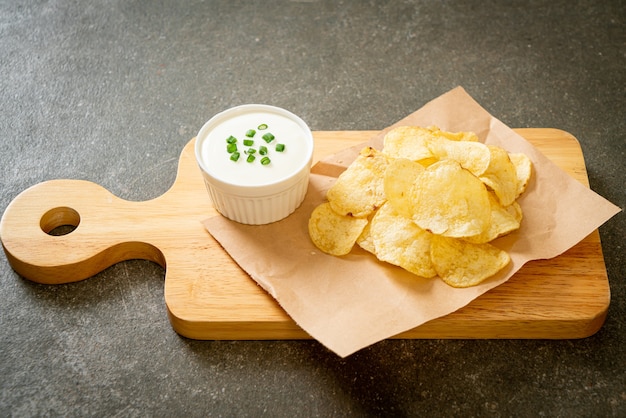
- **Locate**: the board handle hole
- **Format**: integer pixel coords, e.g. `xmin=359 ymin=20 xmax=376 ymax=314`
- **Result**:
xmin=40 ymin=207 xmax=81 ymax=236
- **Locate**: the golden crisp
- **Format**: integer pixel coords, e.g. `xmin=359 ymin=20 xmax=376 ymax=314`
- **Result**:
xmin=383 ymin=158 xmax=424 ymax=218
xmin=430 ymin=235 xmax=511 ymax=288
xmin=427 ymin=136 xmax=491 ymax=177
xmin=369 ymin=203 xmax=436 ymax=278
xmin=463 ymin=193 xmax=522 ymax=244
xmin=409 ymin=160 xmax=491 ymax=238
xmin=382 ymin=126 xmax=435 ymax=162
xmin=326 ymin=147 xmax=389 ymax=218
xmin=432 ymin=126 xmax=480 ymax=142
xmin=307 ymin=125 xmax=532 ymax=288
xmin=308 ymin=202 xmax=368 ymax=256
xmin=509 ymin=152 xmax=533 ymax=198
xmin=356 ymin=218 xmax=376 ymax=254
xmin=479 ymin=145 xmax=519 ymax=206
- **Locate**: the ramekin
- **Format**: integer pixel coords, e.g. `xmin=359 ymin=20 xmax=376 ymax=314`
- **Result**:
xmin=195 ymin=104 xmax=314 ymax=225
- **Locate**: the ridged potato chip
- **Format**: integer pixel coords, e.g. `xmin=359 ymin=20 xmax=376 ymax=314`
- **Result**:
xmin=308 ymin=202 xmax=368 ymax=256
xmin=383 ymin=158 xmax=424 ymax=218
xmin=479 ymin=145 xmax=518 ymax=206
xmin=369 ymin=203 xmax=436 ymax=278
xmin=409 ymin=160 xmax=491 ymax=238
xmin=327 ymin=147 xmax=389 ymax=218
xmin=509 ymin=152 xmax=533 ymax=198
xmin=430 ymin=235 xmax=511 ymax=288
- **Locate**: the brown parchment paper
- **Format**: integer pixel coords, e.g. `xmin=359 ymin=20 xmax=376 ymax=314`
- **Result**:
xmin=203 ymin=87 xmax=621 ymax=357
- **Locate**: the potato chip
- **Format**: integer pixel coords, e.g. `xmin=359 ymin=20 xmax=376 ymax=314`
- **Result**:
xmin=416 ymin=156 xmax=439 ymax=168
xmin=307 ymin=125 xmax=532 ymax=288
xmin=308 ymin=202 xmax=368 ymax=256
xmin=428 ymin=136 xmax=491 ymax=177
xmin=509 ymin=152 xmax=533 ymax=198
xmin=505 ymin=200 xmax=523 ymax=223
xmin=409 ymin=160 xmax=491 ymax=238
xmin=356 ymin=218 xmax=376 ymax=254
xmin=369 ymin=203 xmax=436 ymax=278
xmin=383 ymin=158 xmax=424 ymax=218
xmin=326 ymin=147 xmax=389 ymax=218
xmin=463 ymin=193 xmax=522 ymax=244
xmin=429 ymin=126 xmax=480 ymax=142
xmin=382 ymin=126 xmax=435 ymax=161
xmin=430 ymin=235 xmax=511 ymax=288
xmin=479 ymin=145 xmax=518 ymax=206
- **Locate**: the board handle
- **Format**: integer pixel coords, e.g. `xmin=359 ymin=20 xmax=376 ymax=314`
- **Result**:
xmin=0 ymin=179 xmax=164 ymax=284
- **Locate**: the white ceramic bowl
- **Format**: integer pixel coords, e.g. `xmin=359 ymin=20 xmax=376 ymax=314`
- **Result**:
xmin=195 ymin=104 xmax=314 ymax=225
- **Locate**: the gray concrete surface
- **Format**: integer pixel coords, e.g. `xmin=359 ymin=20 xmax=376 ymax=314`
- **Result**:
xmin=1 ymin=1 xmax=624 ymax=416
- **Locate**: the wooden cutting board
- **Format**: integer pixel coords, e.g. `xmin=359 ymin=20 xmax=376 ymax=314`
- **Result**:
xmin=0 ymin=129 xmax=610 ymax=340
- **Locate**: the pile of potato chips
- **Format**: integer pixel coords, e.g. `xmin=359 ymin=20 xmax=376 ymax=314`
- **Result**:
xmin=308 ymin=126 xmax=533 ymax=288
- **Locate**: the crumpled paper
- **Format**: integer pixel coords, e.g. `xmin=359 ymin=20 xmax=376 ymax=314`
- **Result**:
xmin=203 ymin=87 xmax=621 ymax=357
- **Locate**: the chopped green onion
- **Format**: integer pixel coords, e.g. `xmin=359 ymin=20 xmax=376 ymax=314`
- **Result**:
xmin=226 ymin=143 xmax=238 ymax=153
xmin=225 ymin=128 xmax=279 ymax=165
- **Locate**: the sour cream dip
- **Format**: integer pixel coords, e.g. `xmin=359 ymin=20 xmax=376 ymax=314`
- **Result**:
xmin=195 ymin=104 xmax=314 ymax=225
